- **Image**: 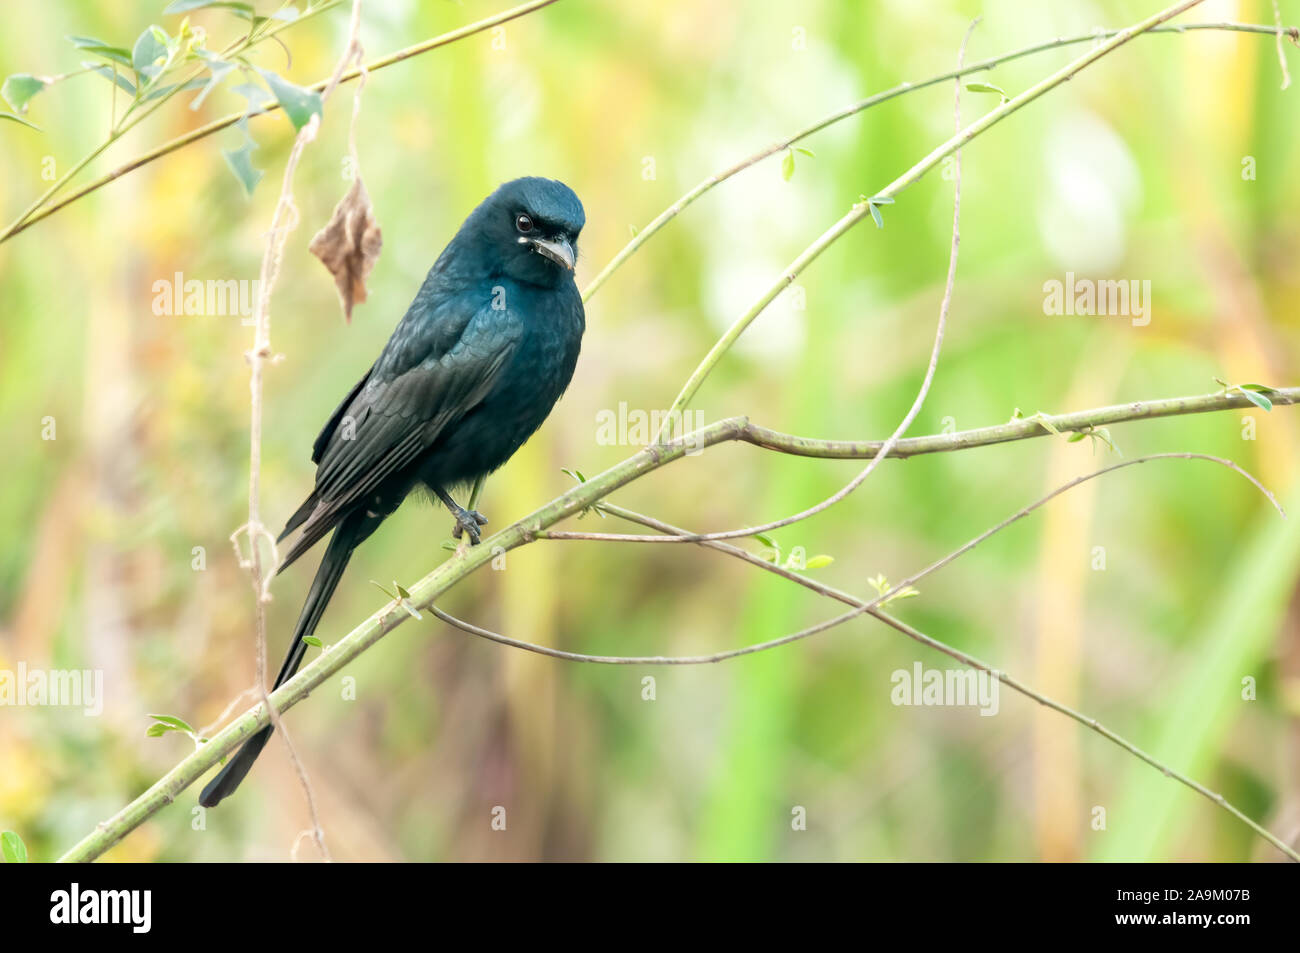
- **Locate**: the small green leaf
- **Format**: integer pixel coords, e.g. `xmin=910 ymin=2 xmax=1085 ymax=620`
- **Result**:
xmin=868 ymin=202 xmax=884 ymax=228
xmin=1031 ymin=412 xmax=1062 ymax=435
xmin=86 ymin=64 xmax=137 ymax=96
xmin=67 ymin=36 xmax=133 ymax=67
xmin=561 ymin=467 xmax=587 ymax=483
xmin=1090 ymin=427 xmax=1120 ymax=455
xmin=754 ymin=533 xmax=776 ymax=550
xmin=793 ymin=146 xmax=815 ymax=157
xmin=222 ymin=141 xmax=262 ymax=195
xmin=1066 ymin=431 xmax=1085 ymax=443
xmin=85 ymin=46 xmax=135 ymax=68
xmin=1237 ymin=387 xmax=1272 ymax=412
xmin=2 ymin=74 xmax=47 ymax=114
xmin=258 ymin=68 xmax=322 ymax=131
xmin=781 ymin=149 xmax=795 ymax=181
xmin=369 ymin=580 xmax=396 ymax=599
xmin=2 ymin=831 xmax=28 ymax=863
xmin=395 ymin=583 xmax=411 ymax=600
xmin=132 ymin=26 xmax=169 ymax=81
xmin=164 ymin=0 xmax=255 ymax=12
xmin=147 ymin=713 xmax=196 ymax=734
xmin=804 ymin=554 xmax=834 ymax=570
xmin=301 ymin=635 xmax=323 ymax=647
xmin=965 ymin=81 xmax=1007 ymax=97
xmin=440 ymin=539 xmax=459 ymax=551
xmin=866 ymin=572 xmax=920 ymax=604
xmin=145 ymin=723 xmax=171 ymax=737
xmin=0 ymin=111 xmax=41 ymax=130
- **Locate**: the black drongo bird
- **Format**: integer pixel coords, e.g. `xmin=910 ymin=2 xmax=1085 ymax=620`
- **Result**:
xmin=199 ymin=177 xmax=585 ymax=808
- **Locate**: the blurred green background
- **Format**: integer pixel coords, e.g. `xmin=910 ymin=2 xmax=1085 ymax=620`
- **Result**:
xmin=1 ymin=0 xmax=1298 ymax=862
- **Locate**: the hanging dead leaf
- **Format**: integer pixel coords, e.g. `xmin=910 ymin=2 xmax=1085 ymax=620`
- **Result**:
xmin=309 ymin=176 xmax=383 ymax=323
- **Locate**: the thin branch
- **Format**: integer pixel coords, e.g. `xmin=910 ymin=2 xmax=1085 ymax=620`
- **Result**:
xmin=654 ymin=0 xmax=1206 ymax=438
xmin=0 ymin=0 xmax=563 ymax=244
xmin=741 ymin=387 xmax=1300 ymax=459
xmin=468 ymin=382 xmax=1300 ymax=553
xmin=539 ymin=453 xmax=1285 ymax=549
xmin=441 ymin=489 xmax=1298 ymax=862
xmin=1273 ymin=0 xmax=1294 ymax=89
xmin=580 ymin=20 xmax=1297 ymax=302
xmin=197 ymin=686 xmax=259 ymax=739
xmin=604 ymin=15 xmax=970 ymax=546
xmin=589 ymin=500 xmax=1299 ymax=862
xmin=0 ymin=0 xmax=348 ymax=242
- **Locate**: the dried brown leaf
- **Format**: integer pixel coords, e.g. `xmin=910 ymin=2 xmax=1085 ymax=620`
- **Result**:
xmin=308 ymin=176 xmax=382 ymax=323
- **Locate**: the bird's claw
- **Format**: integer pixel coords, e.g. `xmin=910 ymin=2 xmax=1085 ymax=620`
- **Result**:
xmin=451 ymin=508 xmax=489 ymax=545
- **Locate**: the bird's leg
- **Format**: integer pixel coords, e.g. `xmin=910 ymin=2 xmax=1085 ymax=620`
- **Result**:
xmin=433 ymin=485 xmax=488 ymax=545
xmin=452 ymin=508 xmax=490 ymax=543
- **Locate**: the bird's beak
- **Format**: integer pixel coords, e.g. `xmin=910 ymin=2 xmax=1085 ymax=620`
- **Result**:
xmin=532 ymin=236 xmax=576 ymax=271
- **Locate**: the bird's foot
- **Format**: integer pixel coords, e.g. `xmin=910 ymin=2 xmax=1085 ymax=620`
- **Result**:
xmin=450 ymin=507 xmax=489 ymax=545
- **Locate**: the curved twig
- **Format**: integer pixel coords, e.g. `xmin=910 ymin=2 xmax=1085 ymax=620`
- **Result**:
xmin=0 ymin=0 xmax=562 ymax=243
xmin=580 ymin=20 xmax=1296 ymax=301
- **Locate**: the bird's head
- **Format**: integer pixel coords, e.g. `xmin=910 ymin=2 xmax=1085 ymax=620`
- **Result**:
xmin=470 ymin=177 xmax=585 ymax=288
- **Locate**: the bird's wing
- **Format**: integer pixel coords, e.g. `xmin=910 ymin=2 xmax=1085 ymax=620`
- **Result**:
xmin=311 ymin=367 xmax=373 ymax=465
xmin=280 ymin=304 xmax=521 ymax=566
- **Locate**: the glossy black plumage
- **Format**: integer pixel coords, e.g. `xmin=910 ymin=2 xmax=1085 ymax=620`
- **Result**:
xmin=199 ymin=177 xmax=586 ymax=808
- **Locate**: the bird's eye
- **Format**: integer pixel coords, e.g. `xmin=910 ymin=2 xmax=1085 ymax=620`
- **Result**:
xmin=515 ymin=213 xmax=534 ymax=233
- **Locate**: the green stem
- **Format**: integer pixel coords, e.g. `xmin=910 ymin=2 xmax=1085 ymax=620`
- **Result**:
xmin=0 ymin=0 xmax=561 ymax=244
xmin=524 ymin=501 xmax=1300 ymax=862
xmin=580 ymin=20 xmax=1296 ymax=303
xmin=114 ymin=0 xmax=346 ymax=138
xmin=741 ymin=387 xmax=1300 ymax=459
xmin=0 ymin=0 xmax=345 ymax=241
xmin=653 ymin=0 xmax=1207 ymax=440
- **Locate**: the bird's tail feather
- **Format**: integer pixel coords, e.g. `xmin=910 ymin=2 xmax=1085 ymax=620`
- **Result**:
xmin=199 ymin=514 xmax=360 ymax=808
xmin=278 ymin=492 xmax=318 ymax=545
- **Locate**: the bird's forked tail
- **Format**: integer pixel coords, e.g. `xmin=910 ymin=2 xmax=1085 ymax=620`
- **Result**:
xmin=198 ymin=515 xmax=361 ymax=808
